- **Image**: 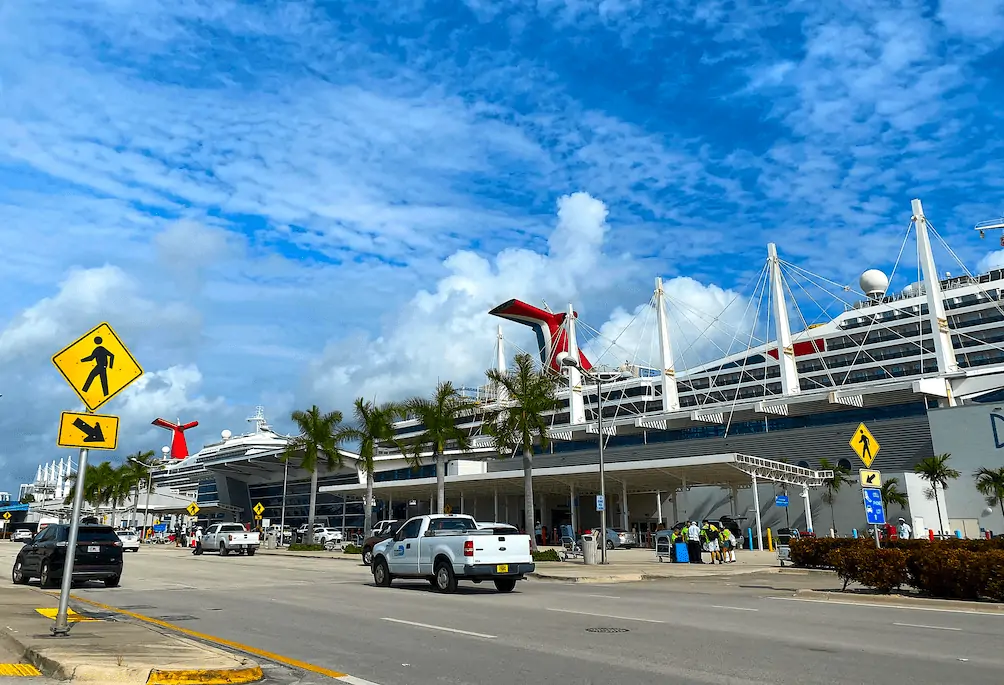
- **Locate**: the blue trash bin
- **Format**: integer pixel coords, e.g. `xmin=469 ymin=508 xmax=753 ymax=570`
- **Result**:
xmin=674 ymin=541 xmax=689 ymax=563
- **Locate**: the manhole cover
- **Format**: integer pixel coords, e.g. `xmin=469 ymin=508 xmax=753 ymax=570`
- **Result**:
xmin=586 ymin=627 xmax=629 ymax=633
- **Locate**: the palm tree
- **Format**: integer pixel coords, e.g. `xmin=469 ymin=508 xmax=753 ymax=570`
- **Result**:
xmin=880 ymin=477 xmax=909 ymax=511
xmin=281 ymin=405 xmax=351 ymax=545
xmin=343 ymin=398 xmax=404 ymax=538
xmin=914 ymin=453 xmax=959 ymax=536
xmin=974 ymin=466 xmax=1004 ymax=530
xmin=64 ymin=461 xmax=119 ymax=521
xmin=122 ymin=451 xmax=155 ymax=529
xmin=818 ymin=458 xmax=852 ymax=535
xmin=484 ymin=353 xmax=562 ymax=551
xmin=405 ymin=382 xmax=476 ymax=514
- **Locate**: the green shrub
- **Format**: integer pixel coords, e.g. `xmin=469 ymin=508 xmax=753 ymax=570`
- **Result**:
xmin=855 ymin=548 xmax=908 ymax=594
xmin=287 ymin=543 xmax=325 ymax=552
xmin=789 ymin=538 xmax=861 ymax=568
xmin=343 ymin=543 xmax=362 ymax=554
xmin=533 ymin=549 xmax=561 ymax=562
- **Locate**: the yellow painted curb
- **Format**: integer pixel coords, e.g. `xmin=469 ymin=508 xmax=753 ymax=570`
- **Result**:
xmin=0 ymin=663 xmax=43 ymax=676
xmin=147 ymin=665 xmax=263 ymax=684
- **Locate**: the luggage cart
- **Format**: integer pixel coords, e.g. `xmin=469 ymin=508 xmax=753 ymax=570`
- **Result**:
xmin=776 ymin=527 xmax=800 ymax=566
xmin=561 ymin=536 xmax=583 ymax=561
xmin=655 ymin=530 xmax=673 ymax=562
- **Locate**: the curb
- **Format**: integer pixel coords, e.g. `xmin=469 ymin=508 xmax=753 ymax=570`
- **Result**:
xmin=147 ymin=666 xmax=264 ymax=684
xmin=795 ymin=588 xmax=1004 ymax=613
xmin=529 ymin=566 xmax=780 ymax=583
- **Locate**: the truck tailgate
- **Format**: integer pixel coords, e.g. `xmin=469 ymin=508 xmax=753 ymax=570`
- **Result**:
xmin=470 ymin=533 xmax=532 ymax=565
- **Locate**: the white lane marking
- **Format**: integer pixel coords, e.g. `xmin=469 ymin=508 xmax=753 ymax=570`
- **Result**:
xmin=546 ymin=608 xmax=664 ymax=623
xmin=711 ymin=605 xmax=758 ymax=612
xmin=893 ymin=622 xmax=962 ymax=632
xmin=338 ymin=676 xmax=384 ymax=685
xmin=380 ymin=617 xmax=496 ymax=639
xmin=587 ymin=594 xmax=621 ymax=599
xmin=769 ymin=596 xmax=1004 ymax=616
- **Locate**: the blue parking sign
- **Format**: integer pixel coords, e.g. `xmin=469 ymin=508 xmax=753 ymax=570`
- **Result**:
xmin=596 ymin=495 xmax=605 ymax=512
xmin=775 ymin=495 xmax=789 ymax=507
xmin=862 ymin=487 xmax=886 ymax=526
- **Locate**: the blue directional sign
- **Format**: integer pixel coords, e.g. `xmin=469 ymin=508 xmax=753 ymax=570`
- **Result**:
xmin=862 ymin=487 xmax=886 ymax=526
xmin=596 ymin=495 xmax=605 ymax=512
xmin=775 ymin=495 xmax=789 ymax=507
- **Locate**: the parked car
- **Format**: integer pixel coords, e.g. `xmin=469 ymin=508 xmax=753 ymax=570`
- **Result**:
xmin=315 ymin=527 xmax=343 ymax=545
xmin=603 ymin=528 xmax=637 ymax=549
xmin=361 ymin=520 xmax=402 ymax=566
xmin=371 ymin=514 xmax=535 ymax=593
xmin=295 ymin=523 xmax=326 ymax=543
xmin=11 ymin=529 xmax=33 ymax=543
xmin=115 ymin=529 xmax=140 ymax=552
xmin=202 ymin=523 xmax=260 ymax=556
xmin=11 ymin=524 xmax=123 ymax=587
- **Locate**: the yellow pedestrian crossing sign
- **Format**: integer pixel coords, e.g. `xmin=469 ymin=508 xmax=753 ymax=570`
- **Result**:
xmin=850 ymin=422 xmax=879 ymax=467
xmin=2 ymin=512 xmax=10 ymax=520
xmin=252 ymin=502 xmax=264 ymax=516
xmin=51 ymin=322 xmax=144 ymax=412
xmin=187 ymin=503 xmax=200 ymax=516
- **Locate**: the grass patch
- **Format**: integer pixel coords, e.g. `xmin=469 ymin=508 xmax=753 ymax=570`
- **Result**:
xmin=287 ymin=543 xmax=325 ymax=552
xmin=343 ymin=543 xmax=362 ymax=554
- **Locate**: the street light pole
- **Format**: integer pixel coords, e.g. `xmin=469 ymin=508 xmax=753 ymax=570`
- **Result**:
xmin=559 ymin=353 xmax=608 ymax=565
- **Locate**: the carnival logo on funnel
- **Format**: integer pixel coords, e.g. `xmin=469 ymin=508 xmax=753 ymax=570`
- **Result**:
xmin=152 ymin=418 xmax=199 ymax=458
xmin=991 ymin=413 xmax=1004 ymax=449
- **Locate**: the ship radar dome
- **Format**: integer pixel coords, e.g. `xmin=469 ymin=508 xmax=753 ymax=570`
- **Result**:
xmin=859 ymin=269 xmax=889 ymax=300
xmin=221 ymin=430 xmax=232 ymax=440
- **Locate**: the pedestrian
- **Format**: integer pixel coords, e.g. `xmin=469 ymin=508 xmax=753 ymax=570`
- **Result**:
xmin=192 ymin=526 xmax=203 ymax=555
xmin=897 ymin=517 xmax=912 ymax=540
xmin=720 ymin=527 xmax=736 ymax=563
xmin=686 ymin=521 xmax=702 ymax=564
xmin=701 ymin=520 xmax=722 ymax=564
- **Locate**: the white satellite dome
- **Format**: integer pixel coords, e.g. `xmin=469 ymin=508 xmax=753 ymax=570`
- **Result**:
xmin=221 ymin=430 xmax=232 ymax=440
xmin=860 ymin=269 xmax=889 ymax=299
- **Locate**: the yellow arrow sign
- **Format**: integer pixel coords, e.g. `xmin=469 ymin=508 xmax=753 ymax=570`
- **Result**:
xmin=849 ymin=422 xmax=880 ymax=468
xmin=51 ymin=322 xmax=143 ymax=412
xmin=57 ymin=411 xmax=119 ymax=450
xmin=187 ymin=502 xmax=200 ymax=516
xmin=252 ymin=502 xmax=264 ymax=516
xmin=859 ymin=469 xmax=882 ymax=488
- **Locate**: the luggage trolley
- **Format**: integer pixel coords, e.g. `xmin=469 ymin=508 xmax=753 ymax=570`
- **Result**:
xmin=655 ymin=530 xmax=673 ymax=562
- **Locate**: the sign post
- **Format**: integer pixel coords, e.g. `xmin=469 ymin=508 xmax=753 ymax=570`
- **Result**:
xmin=50 ymin=322 xmax=143 ymax=637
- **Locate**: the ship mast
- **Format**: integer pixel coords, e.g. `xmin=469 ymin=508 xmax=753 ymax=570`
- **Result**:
xmin=768 ymin=243 xmax=800 ymax=396
xmin=565 ymin=303 xmax=586 ymax=425
xmin=654 ymin=277 xmax=680 ymax=411
xmin=913 ymin=198 xmax=959 ymax=386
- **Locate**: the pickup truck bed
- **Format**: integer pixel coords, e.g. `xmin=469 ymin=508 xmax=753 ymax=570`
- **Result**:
xmin=371 ymin=514 xmax=534 ymax=593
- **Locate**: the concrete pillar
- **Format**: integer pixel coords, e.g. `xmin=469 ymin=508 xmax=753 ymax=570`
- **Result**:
xmin=752 ymin=474 xmax=763 ymax=551
xmin=655 ymin=491 xmax=663 ymax=526
xmin=493 ymin=488 xmax=499 ymax=522
xmin=672 ymin=490 xmax=679 ymax=525
xmin=621 ymin=481 xmax=629 ymax=530
xmin=570 ymin=484 xmax=578 ymax=534
xmin=679 ymin=477 xmax=688 ymax=522
xmin=388 ymin=493 xmax=393 ymax=521
xmin=460 ymin=491 xmax=465 ymax=515
xmin=730 ymin=486 xmax=739 ymax=518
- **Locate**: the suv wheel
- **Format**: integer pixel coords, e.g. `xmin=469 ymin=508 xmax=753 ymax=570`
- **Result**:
xmin=362 ymin=548 xmax=373 ymax=566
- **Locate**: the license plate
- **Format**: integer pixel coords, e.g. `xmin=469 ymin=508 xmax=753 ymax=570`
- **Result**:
xmin=496 ymin=564 xmax=509 ymax=573
xmin=87 ymin=546 xmax=100 ymax=553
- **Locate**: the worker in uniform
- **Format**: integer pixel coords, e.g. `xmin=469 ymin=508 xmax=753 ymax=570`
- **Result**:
xmin=701 ymin=520 xmax=722 ymax=564
xmin=687 ymin=521 xmax=703 ymax=564
xmin=192 ymin=526 xmax=204 ymax=555
xmin=720 ymin=526 xmax=736 ymax=563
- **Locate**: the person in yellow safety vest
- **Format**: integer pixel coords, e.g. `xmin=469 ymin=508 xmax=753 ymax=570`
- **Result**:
xmin=701 ymin=520 xmax=723 ymax=564
xmin=719 ymin=527 xmax=736 ymax=563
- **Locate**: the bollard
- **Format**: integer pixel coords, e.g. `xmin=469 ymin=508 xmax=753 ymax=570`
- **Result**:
xmin=929 ymin=529 xmax=935 ymax=541
xmin=766 ymin=528 xmax=773 ymax=552
xmin=747 ymin=527 xmax=753 ymax=550
xmin=955 ymin=530 xmax=963 ymax=539
xmin=852 ymin=529 xmax=858 ymax=539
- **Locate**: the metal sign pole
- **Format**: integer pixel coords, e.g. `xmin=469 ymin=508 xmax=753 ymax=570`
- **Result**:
xmin=597 ymin=375 xmax=607 ymax=565
xmin=279 ymin=459 xmax=288 ymax=547
xmin=52 ymin=447 xmax=88 ymax=636
xmin=874 ymin=524 xmax=881 ymax=549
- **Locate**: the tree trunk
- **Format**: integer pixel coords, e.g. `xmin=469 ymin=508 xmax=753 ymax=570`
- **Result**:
xmin=830 ymin=503 xmax=836 ymax=537
xmin=131 ymin=486 xmax=140 ymax=530
xmin=364 ymin=473 xmax=374 ymax=538
xmin=933 ymin=484 xmax=944 ymax=537
xmin=306 ymin=466 xmax=319 ymax=545
xmin=436 ymin=451 xmax=445 ymax=514
xmin=523 ymin=449 xmax=536 ymax=552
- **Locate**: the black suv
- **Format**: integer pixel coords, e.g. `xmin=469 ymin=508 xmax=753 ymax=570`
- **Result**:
xmin=11 ymin=524 xmax=124 ymax=588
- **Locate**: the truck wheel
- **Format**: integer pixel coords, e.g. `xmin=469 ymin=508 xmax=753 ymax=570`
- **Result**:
xmin=373 ymin=559 xmax=392 ymax=587
xmin=494 ymin=578 xmax=517 ymax=593
xmin=246 ymin=548 xmax=256 ymax=556
xmin=220 ymin=544 xmax=229 ymax=557
xmin=362 ymin=548 xmax=373 ymax=566
xmin=434 ymin=561 xmax=457 ymax=594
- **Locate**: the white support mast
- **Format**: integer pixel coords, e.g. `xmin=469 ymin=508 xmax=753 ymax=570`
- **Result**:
xmin=768 ymin=243 xmax=800 ymax=396
xmin=654 ymin=277 xmax=680 ymax=412
xmin=565 ymin=303 xmax=586 ymax=425
xmin=495 ymin=325 xmax=508 ymax=402
xmin=912 ymin=198 xmax=959 ymax=378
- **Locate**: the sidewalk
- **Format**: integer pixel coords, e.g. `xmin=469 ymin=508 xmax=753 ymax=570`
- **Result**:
xmin=0 ymin=584 xmax=261 ymax=683
xmin=529 ymin=548 xmax=781 ymax=583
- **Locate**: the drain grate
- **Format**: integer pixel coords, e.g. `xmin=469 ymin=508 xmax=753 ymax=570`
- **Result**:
xmin=586 ymin=627 xmax=629 ymax=633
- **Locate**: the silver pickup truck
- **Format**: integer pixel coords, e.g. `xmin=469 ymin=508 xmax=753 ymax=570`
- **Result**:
xmin=371 ymin=514 xmax=534 ymax=593
xmin=202 ymin=523 xmax=260 ymax=556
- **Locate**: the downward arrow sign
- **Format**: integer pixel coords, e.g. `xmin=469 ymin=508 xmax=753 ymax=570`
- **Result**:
xmin=866 ymin=474 xmax=876 ymax=483
xmin=72 ymin=417 xmax=105 ymax=443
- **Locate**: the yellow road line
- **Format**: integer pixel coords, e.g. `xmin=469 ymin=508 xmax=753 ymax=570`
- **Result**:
xmin=69 ymin=595 xmax=348 ymax=680
xmin=0 ymin=663 xmax=42 ymax=676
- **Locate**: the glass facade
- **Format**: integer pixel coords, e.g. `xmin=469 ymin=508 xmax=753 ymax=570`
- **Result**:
xmin=246 ymin=472 xmax=377 ymax=530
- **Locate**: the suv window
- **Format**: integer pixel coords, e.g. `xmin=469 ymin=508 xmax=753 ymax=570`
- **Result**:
xmin=76 ymin=527 xmax=120 ymax=542
xmin=398 ymin=519 xmax=423 ymax=540
xmin=37 ymin=526 xmax=59 ymax=543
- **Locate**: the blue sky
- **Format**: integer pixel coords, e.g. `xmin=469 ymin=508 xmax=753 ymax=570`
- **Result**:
xmin=1 ymin=0 xmax=1004 ymax=494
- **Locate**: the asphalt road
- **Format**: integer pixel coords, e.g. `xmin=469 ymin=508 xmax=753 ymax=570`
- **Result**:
xmin=3 ymin=543 xmax=1003 ymax=684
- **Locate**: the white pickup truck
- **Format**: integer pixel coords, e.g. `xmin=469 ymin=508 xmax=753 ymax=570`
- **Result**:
xmin=370 ymin=514 xmax=534 ymax=593
xmin=202 ymin=523 xmax=260 ymax=556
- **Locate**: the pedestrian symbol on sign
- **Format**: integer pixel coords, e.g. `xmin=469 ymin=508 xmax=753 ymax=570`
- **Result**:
xmin=80 ymin=337 xmax=115 ymax=397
